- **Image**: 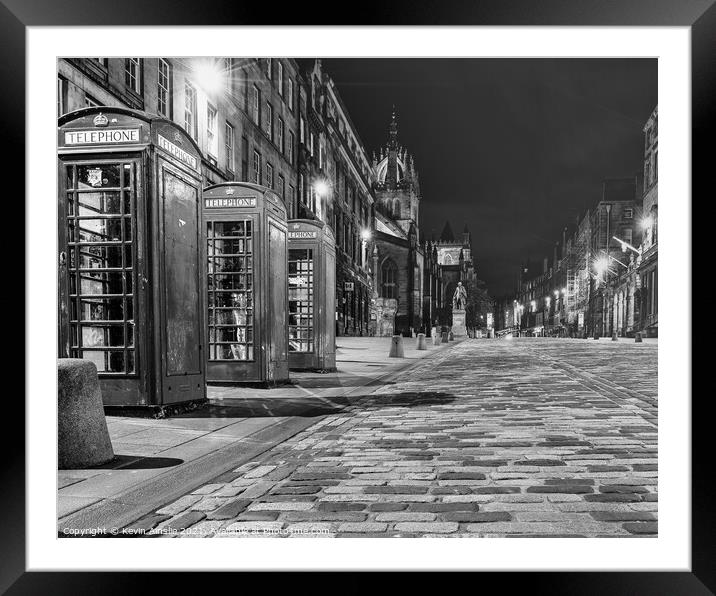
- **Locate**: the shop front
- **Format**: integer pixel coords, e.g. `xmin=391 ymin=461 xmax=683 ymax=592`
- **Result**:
xmin=202 ymin=183 xmax=289 ymax=385
xmin=58 ymin=107 xmax=206 ymax=408
xmin=287 ymin=220 xmax=336 ymax=372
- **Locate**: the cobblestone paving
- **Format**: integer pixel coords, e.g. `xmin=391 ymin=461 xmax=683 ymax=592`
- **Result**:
xmin=130 ymin=338 xmax=658 ymax=538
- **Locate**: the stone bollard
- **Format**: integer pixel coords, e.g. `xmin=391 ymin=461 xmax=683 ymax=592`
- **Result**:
xmin=416 ymin=333 xmax=427 ymax=350
xmin=612 ymin=332 xmax=618 ymax=341
xmin=58 ymin=359 xmax=114 ymax=469
xmin=441 ymin=331 xmax=449 ymax=344
xmin=389 ymin=335 xmax=405 ymax=358
xmin=635 ymin=332 xmax=643 ymax=343
xmin=448 ymin=330 xmax=455 ymax=341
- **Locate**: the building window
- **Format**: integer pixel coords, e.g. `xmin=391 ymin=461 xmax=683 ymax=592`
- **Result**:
xmin=289 ymin=184 xmax=296 ymax=217
xmin=300 ymin=116 xmax=306 ymax=144
xmin=309 ymin=132 xmax=315 ymax=157
xmin=224 ymin=58 xmax=233 ymax=92
xmin=184 ymin=82 xmax=197 ymax=140
xmin=251 ymin=85 xmax=260 ymax=125
xmin=319 ymin=140 xmax=324 ymax=169
xmin=298 ymin=173 xmax=304 ymax=203
xmin=277 ymin=61 xmax=284 ymax=96
xmin=241 ymin=137 xmax=248 ymax=180
xmin=85 ymin=94 xmax=100 ymax=108
xmin=624 ymin=228 xmax=633 ymax=245
xmin=287 ymin=130 xmax=295 ymax=164
xmin=225 ymin=122 xmax=235 ymax=173
xmin=278 ymin=174 xmax=285 ymax=200
xmin=266 ymin=58 xmax=272 ymax=79
xmin=124 ymin=58 xmax=142 ymax=94
xmin=277 ymin=117 xmax=284 ymax=154
xmin=266 ymin=163 xmax=274 ymax=189
xmin=654 ymin=152 xmax=658 ymax=183
xmin=381 ymin=260 xmax=398 ymax=300
xmin=265 ymin=102 xmax=273 ymax=138
xmin=207 ymin=103 xmax=218 ymax=161
xmin=57 ymin=76 xmax=67 ymax=117
xmin=288 ymin=79 xmax=294 ymax=110
xmin=157 ymin=59 xmax=172 ymax=118
xmin=624 ymin=208 xmax=633 ymax=219
xmin=253 ymin=150 xmax=261 ymax=184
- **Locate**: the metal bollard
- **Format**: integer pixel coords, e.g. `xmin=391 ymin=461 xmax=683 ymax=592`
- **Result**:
xmin=612 ymin=332 xmax=618 ymax=341
xmin=416 ymin=333 xmax=427 ymax=350
xmin=441 ymin=331 xmax=449 ymax=344
xmin=593 ymin=333 xmax=599 ymax=340
xmin=635 ymin=332 xmax=643 ymax=343
xmin=448 ymin=330 xmax=454 ymax=341
xmin=389 ymin=335 xmax=405 ymax=358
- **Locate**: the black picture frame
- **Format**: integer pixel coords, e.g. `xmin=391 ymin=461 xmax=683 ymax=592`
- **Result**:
xmin=9 ymin=0 xmax=709 ymax=592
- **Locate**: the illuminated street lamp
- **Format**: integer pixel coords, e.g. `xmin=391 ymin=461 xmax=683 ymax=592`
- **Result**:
xmin=360 ymin=229 xmax=372 ymax=242
xmin=193 ymin=58 xmax=224 ymax=94
xmin=612 ymin=235 xmax=641 ymax=256
xmin=314 ymin=180 xmax=330 ymax=197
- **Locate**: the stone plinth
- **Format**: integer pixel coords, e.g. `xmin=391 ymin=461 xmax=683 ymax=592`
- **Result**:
xmin=452 ymin=309 xmax=467 ymax=337
xmin=58 ymin=359 xmax=114 ymax=469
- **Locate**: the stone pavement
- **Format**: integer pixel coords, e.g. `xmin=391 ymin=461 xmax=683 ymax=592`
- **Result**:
xmin=124 ymin=338 xmax=658 ymax=538
xmin=58 ymin=335 xmax=455 ymax=530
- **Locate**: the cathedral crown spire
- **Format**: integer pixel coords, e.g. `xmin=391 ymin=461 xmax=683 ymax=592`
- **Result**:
xmin=388 ymin=106 xmax=398 ymax=150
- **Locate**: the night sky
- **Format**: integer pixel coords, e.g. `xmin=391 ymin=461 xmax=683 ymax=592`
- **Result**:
xmin=309 ymin=58 xmax=657 ymax=296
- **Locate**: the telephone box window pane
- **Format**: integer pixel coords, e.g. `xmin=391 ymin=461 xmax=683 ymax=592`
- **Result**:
xmin=77 ymin=165 xmax=121 ymax=189
xmin=207 ymin=220 xmax=254 ymax=361
xmin=71 ymin=191 xmax=123 ymax=216
xmin=288 ymin=248 xmax=314 ymax=353
xmin=65 ymin=161 xmax=136 ymax=375
xmin=75 ymin=219 xmax=123 ymax=243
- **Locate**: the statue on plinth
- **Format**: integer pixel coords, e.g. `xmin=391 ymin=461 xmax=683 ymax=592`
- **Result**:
xmin=452 ymin=281 xmax=467 ymax=310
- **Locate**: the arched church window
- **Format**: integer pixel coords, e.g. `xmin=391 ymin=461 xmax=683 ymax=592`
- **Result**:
xmin=444 ymin=254 xmax=453 ymax=265
xmin=381 ymin=259 xmax=398 ymax=300
xmin=393 ymin=199 xmax=400 ymax=218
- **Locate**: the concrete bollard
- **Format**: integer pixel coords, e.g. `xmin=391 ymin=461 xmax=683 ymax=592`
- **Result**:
xmin=441 ymin=331 xmax=449 ymax=344
xmin=432 ymin=332 xmax=441 ymax=346
xmin=58 ymin=359 xmax=114 ymax=469
xmin=416 ymin=333 xmax=427 ymax=350
xmin=635 ymin=332 xmax=643 ymax=343
xmin=593 ymin=333 xmax=599 ymax=340
xmin=612 ymin=332 xmax=618 ymax=341
xmin=389 ymin=335 xmax=405 ymax=358
xmin=448 ymin=330 xmax=455 ymax=341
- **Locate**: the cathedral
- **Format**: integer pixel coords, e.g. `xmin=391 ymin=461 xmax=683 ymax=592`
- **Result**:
xmin=370 ymin=110 xmax=476 ymax=336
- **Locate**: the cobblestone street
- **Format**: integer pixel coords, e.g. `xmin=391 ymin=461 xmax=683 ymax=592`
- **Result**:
xmin=129 ymin=338 xmax=658 ymax=538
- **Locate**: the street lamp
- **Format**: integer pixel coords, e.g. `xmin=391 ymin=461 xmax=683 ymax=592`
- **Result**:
xmin=612 ymin=235 xmax=641 ymax=256
xmin=193 ymin=58 xmax=224 ymax=94
xmin=314 ymin=180 xmax=330 ymax=197
xmin=360 ymin=229 xmax=371 ymax=242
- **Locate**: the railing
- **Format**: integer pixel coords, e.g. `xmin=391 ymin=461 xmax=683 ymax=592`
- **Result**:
xmin=495 ymin=325 xmax=520 ymax=338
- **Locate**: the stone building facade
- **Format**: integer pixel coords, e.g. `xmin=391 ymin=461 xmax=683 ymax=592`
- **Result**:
xmin=638 ymin=106 xmax=658 ymax=336
xmin=296 ymin=60 xmax=376 ymax=336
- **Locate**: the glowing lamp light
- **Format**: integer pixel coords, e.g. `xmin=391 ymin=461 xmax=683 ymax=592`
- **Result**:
xmin=594 ymin=257 xmax=610 ymax=276
xmin=639 ymin=216 xmax=653 ymax=230
xmin=562 ymin=287 xmax=567 ymax=294
xmin=314 ymin=181 xmax=330 ymax=196
xmin=361 ymin=229 xmax=372 ymax=242
xmin=193 ymin=59 xmax=224 ymax=94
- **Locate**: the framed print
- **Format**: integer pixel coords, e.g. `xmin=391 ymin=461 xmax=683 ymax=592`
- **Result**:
xmin=8 ymin=0 xmax=711 ymax=592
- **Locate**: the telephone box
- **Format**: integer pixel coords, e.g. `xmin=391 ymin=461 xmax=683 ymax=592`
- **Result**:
xmin=287 ymin=220 xmax=336 ymax=372
xmin=57 ymin=107 xmax=206 ymax=408
xmin=202 ymin=183 xmax=289 ymax=385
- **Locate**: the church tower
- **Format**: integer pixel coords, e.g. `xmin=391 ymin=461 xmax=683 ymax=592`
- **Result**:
xmin=372 ymin=109 xmax=421 ymax=235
